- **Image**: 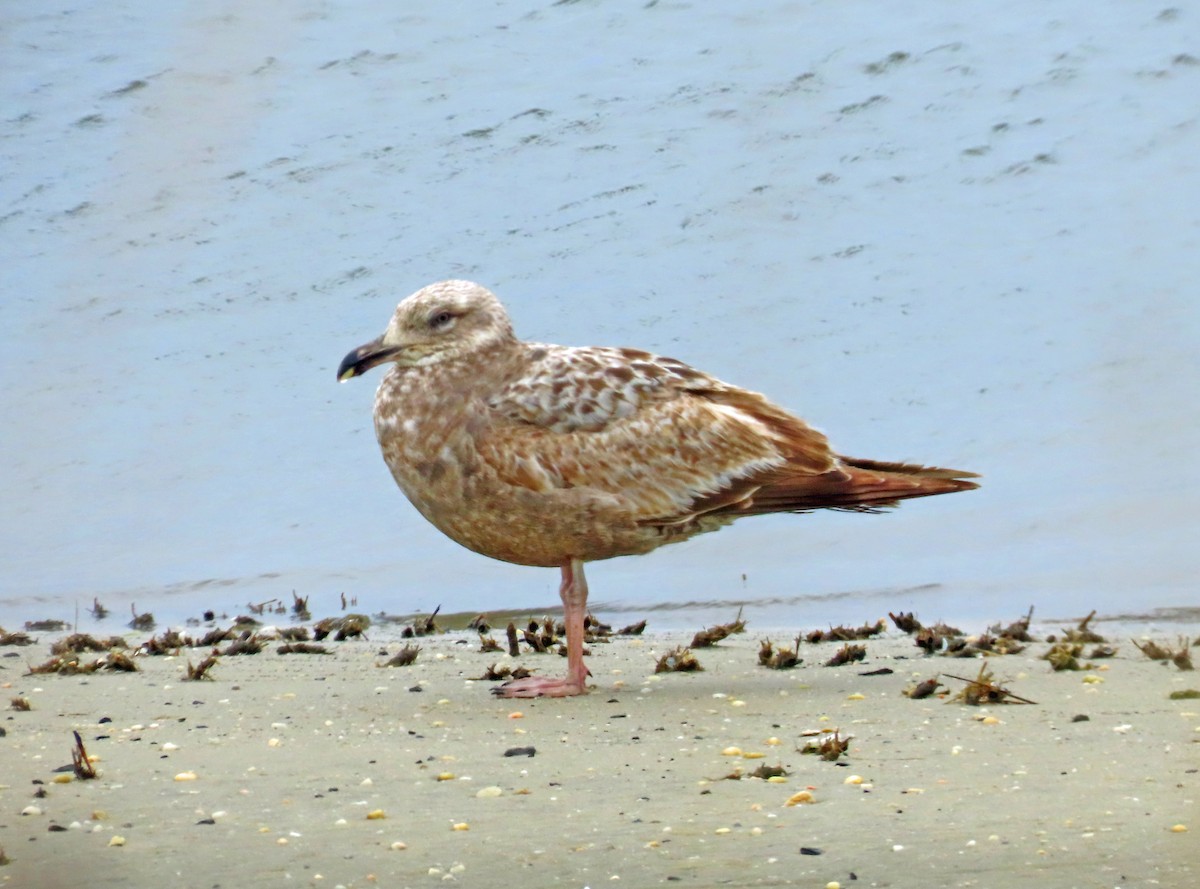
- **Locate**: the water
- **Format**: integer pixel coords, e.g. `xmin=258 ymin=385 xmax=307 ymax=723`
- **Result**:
xmin=2 ymin=1 xmax=1197 ymax=634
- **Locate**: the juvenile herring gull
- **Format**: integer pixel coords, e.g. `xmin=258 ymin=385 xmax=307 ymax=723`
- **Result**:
xmin=337 ymin=280 xmax=978 ymax=697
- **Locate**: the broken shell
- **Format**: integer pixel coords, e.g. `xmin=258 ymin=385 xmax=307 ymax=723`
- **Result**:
xmin=109 ymin=835 xmax=126 ymax=847
xmin=452 ymin=822 xmax=470 ymax=831
xmin=174 ymin=771 xmax=198 ymax=782
xmin=846 ymin=693 xmax=865 ymax=701
xmin=785 ymin=791 xmax=815 ymax=806
xmin=1170 ymin=824 xmax=1188 ymax=833
xmin=721 ymin=746 xmax=743 ymax=756
xmin=366 ymin=810 xmax=387 ymax=820
xmin=843 ymin=775 xmax=864 ymax=785
xmin=475 ymin=786 xmax=503 ymax=798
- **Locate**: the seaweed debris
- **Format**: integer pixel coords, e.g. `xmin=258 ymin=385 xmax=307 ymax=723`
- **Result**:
xmin=655 ymin=646 xmax=703 ymax=673
xmin=381 ymin=644 xmax=421 ymax=667
xmin=690 ymin=610 xmax=747 ymax=648
xmin=758 ymin=636 xmax=803 ymax=669
xmin=944 ymin=663 xmax=1036 ymax=705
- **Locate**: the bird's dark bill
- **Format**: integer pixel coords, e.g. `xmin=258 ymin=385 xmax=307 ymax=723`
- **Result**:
xmin=337 ymin=340 xmax=403 ymax=381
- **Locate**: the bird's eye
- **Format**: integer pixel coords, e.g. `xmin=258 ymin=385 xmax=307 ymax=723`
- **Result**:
xmin=428 ymin=311 xmax=455 ymax=330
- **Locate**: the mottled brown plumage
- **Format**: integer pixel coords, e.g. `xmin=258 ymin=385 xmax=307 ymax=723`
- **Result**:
xmin=338 ymin=280 xmax=978 ymax=697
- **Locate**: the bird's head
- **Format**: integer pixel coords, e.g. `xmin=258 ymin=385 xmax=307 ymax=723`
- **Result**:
xmin=337 ymin=280 xmax=516 ymax=381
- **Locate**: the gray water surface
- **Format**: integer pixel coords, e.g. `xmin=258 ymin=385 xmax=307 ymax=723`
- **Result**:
xmin=3 ymin=1 xmax=1197 ymax=632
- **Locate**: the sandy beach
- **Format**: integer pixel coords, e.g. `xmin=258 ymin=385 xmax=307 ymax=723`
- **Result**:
xmin=2 ymin=615 xmax=1196 ymax=888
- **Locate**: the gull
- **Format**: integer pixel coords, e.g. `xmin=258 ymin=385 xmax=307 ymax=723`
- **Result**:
xmin=337 ymin=280 xmax=978 ymax=697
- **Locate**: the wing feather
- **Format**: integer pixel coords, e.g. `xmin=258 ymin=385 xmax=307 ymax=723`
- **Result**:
xmin=477 ymin=345 xmax=838 ymax=523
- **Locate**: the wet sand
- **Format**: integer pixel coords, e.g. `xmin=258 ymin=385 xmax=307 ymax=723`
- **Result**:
xmin=2 ymin=623 xmax=1197 ymax=888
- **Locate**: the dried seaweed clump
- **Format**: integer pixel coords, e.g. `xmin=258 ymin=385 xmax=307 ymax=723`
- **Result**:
xmin=185 ymin=655 xmax=218 ymax=681
xmin=195 ymin=627 xmax=237 ymax=646
xmin=800 ymin=729 xmax=851 ymax=761
xmin=690 ymin=610 xmax=747 ymax=648
xmin=889 ymin=611 xmax=922 ymax=634
xmin=824 ymin=643 xmax=866 ymax=667
xmin=10 ymin=697 xmax=31 ymax=712
xmin=1043 ymin=641 xmax=1115 ymax=671
xmin=291 ymin=592 xmax=311 ymax=621
xmin=276 ymin=642 xmax=329 ymax=655
xmin=478 ymin=635 xmax=503 ymax=653
xmin=380 ymin=644 xmax=420 ymax=667
xmin=945 ymin=663 xmax=1036 ymax=705
xmin=904 ymin=676 xmax=943 ymax=699
xmin=220 ymin=633 xmax=266 ymax=656
xmin=0 ymin=627 xmax=35 ymax=647
xmin=805 ymin=620 xmax=885 ymax=643
xmin=50 ymin=634 xmax=127 ymax=655
xmin=584 ymin=613 xmax=613 ymax=639
xmin=655 ymin=646 xmax=703 ymax=673
xmin=72 ymin=731 xmax=98 ymax=780
xmin=1043 ymin=642 xmax=1088 ymax=671
xmin=25 ymin=619 xmax=67 ymax=632
xmin=617 ymin=619 xmax=648 ymax=636
xmin=758 ymin=636 xmax=803 ymax=670
xmin=29 ymin=651 xmax=139 ymax=675
xmin=1133 ymin=637 xmax=1193 ymax=670
xmin=128 ymin=605 xmax=155 ymax=631
xmin=913 ymin=622 xmax=965 ymax=655
xmin=523 ymin=618 xmax=559 ymax=653
xmin=1047 ymin=610 xmax=1105 ymax=644
xmin=313 ymin=614 xmax=371 ymax=641
xmin=401 ymin=606 xmax=440 ymax=638
xmin=140 ymin=628 xmax=195 ymax=655
xmin=480 ymin=664 xmax=533 ymax=682
xmin=938 ymin=631 xmax=1027 ymax=658
xmin=989 ymin=606 xmax=1037 ymax=643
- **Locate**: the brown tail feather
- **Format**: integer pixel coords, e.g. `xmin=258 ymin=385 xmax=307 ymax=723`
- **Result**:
xmin=743 ymin=456 xmax=978 ymax=515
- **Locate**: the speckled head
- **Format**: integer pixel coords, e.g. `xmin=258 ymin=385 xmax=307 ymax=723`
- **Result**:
xmin=337 ymin=280 xmax=516 ymax=380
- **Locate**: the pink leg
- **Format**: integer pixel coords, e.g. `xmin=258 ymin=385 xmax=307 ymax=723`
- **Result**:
xmin=493 ymin=559 xmax=590 ymax=698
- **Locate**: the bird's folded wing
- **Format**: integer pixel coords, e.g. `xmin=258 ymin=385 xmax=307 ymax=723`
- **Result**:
xmin=478 ymin=345 xmax=842 ymax=522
